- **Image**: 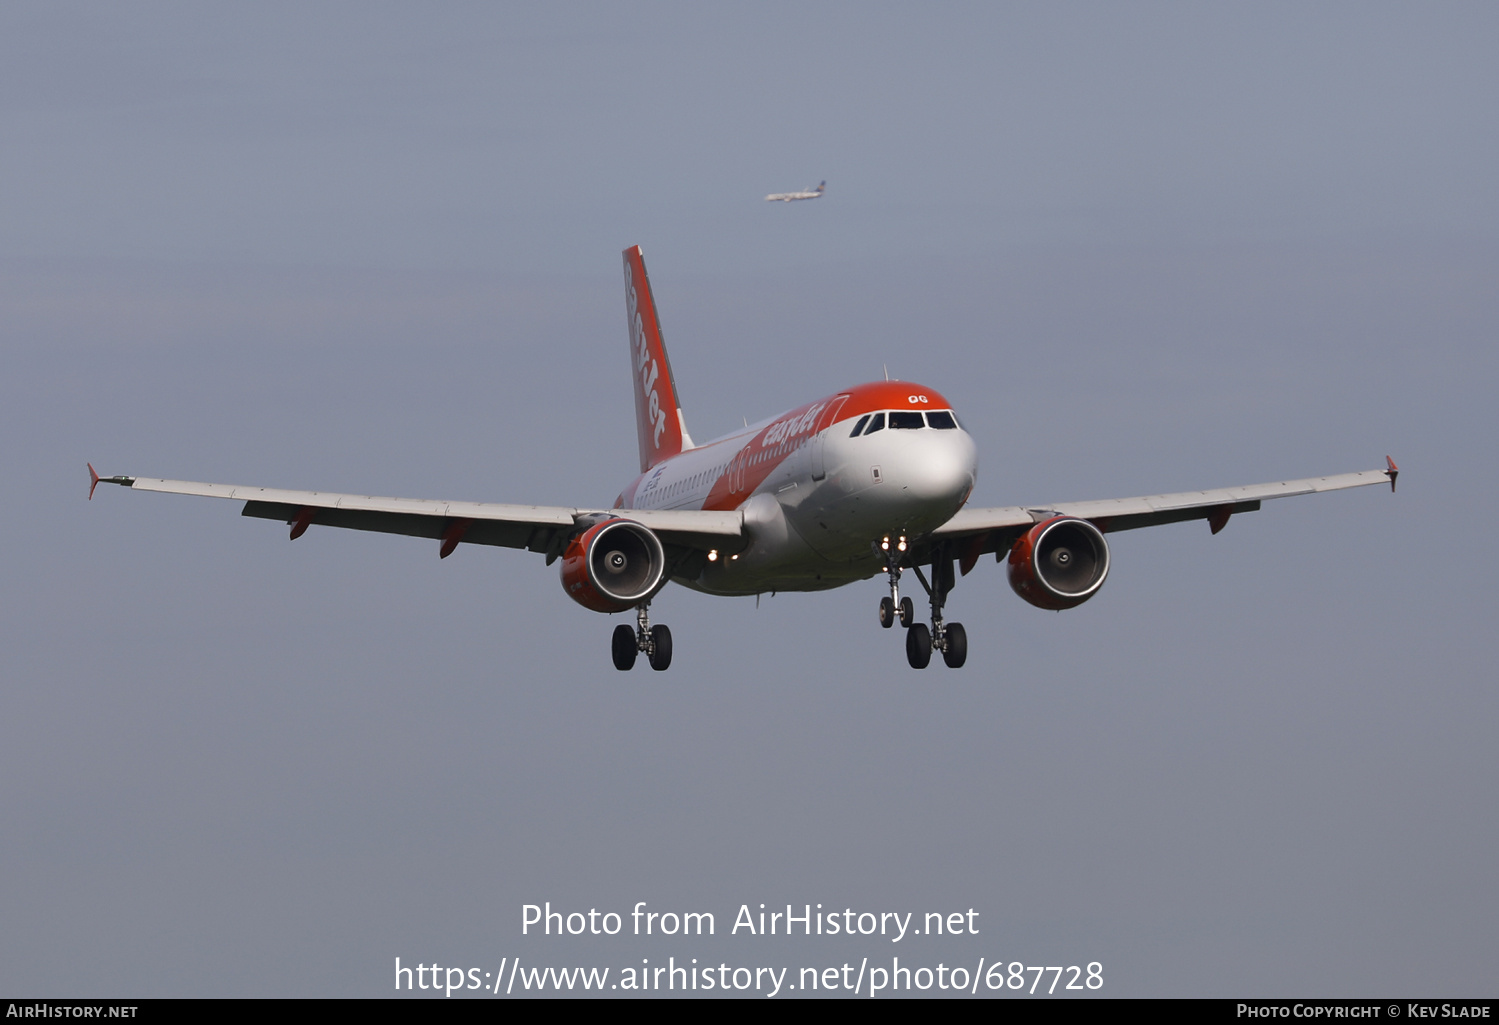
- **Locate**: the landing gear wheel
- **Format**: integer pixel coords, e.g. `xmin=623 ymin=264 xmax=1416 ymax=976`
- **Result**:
xmin=647 ymin=624 xmax=673 ymax=671
xmin=941 ymin=622 xmax=967 ymax=669
xmin=611 ymin=624 xmax=638 ymax=671
xmin=906 ymin=623 xmax=932 ymax=669
xmin=879 ymin=596 xmax=895 ymax=629
xmin=898 ymin=596 xmax=914 ymax=628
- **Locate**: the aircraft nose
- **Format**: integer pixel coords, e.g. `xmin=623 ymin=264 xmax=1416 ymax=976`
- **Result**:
xmin=898 ymin=431 xmax=977 ymax=504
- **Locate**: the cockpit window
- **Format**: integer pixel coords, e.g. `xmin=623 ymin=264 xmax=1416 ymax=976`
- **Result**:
xmin=927 ymin=410 xmax=958 ymax=430
xmin=888 ymin=411 xmax=924 ymax=430
xmin=864 ymin=412 xmax=886 ymax=434
xmin=849 ymin=414 xmax=871 ymax=437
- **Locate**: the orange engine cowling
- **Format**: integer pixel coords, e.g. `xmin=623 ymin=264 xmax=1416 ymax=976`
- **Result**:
xmin=559 ymin=518 xmax=668 ymax=613
xmin=1007 ymin=516 xmax=1110 ymax=611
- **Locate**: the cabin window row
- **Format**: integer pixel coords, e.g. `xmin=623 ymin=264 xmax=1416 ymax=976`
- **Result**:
xmin=654 ymin=465 xmax=727 ymax=499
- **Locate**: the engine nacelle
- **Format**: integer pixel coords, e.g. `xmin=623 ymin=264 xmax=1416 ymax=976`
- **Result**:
xmin=1008 ymin=515 xmax=1110 ymax=610
xmin=559 ymin=518 xmax=667 ymax=613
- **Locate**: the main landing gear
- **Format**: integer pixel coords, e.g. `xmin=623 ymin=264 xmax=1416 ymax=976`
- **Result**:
xmin=612 ymin=602 xmax=672 ymax=671
xmin=876 ymin=537 xmax=967 ymax=670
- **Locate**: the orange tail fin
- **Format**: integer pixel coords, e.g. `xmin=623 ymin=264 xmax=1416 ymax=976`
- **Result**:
xmin=622 ymin=246 xmax=692 ymax=471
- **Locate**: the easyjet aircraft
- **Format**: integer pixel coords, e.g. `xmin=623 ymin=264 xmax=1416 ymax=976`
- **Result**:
xmin=765 ymin=181 xmax=826 ymax=202
xmin=90 ymin=245 xmax=1398 ymax=671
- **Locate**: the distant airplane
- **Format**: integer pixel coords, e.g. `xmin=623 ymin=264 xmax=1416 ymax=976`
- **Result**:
xmin=765 ymin=181 xmax=825 ymax=202
xmin=91 ymin=245 xmax=1398 ymax=672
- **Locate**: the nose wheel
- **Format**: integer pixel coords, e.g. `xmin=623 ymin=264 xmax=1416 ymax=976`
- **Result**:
xmin=878 ymin=595 xmax=914 ymax=629
xmin=612 ymin=602 xmax=672 ymax=671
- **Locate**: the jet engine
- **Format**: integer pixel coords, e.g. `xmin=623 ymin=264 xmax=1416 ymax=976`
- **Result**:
xmin=559 ymin=518 xmax=667 ymax=613
xmin=1007 ymin=515 xmax=1110 ymax=611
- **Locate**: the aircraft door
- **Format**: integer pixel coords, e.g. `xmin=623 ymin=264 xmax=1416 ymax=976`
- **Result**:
xmin=809 ymin=395 xmax=849 ymax=481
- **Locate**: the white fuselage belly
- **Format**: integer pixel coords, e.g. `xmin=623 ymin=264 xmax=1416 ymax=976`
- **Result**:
xmin=619 ymin=412 xmax=978 ymax=596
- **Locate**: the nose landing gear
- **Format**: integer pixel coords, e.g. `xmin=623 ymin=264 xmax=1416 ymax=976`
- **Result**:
xmin=875 ymin=535 xmax=915 ymax=629
xmin=611 ymin=602 xmax=672 ymax=671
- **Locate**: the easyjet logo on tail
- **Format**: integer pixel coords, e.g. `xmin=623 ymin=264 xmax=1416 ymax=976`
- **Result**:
xmin=625 ymin=263 xmax=667 ymax=449
xmin=622 ymin=246 xmax=691 ymax=473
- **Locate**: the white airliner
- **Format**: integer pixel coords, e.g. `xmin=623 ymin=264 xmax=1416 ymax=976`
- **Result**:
xmin=90 ymin=245 xmax=1398 ymax=671
xmin=765 ymin=181 xmax=825 ymax=202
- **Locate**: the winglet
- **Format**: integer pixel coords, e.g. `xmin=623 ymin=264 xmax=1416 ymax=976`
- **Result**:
xmin=88 ymin=464 xmax=135 ymax=499
xmin=1385 ymin=455 xmax=1399 ymax=493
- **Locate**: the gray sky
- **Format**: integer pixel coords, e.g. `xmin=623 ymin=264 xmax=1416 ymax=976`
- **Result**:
xmin=2 ymin=2 xmax=1495 ymax=998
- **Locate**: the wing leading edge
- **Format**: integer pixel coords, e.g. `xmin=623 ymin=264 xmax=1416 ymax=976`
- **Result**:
xmin=88 ymin=469 xmax=744 ymax=563
xmin=929 ymin=461 xmax=1397 ymax=575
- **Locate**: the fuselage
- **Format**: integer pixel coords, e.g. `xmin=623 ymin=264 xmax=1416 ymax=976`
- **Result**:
xmin=765 ymin=184 xmax=825 ymax=202
xmin=615 ymin=380 xmax=977 ymax=595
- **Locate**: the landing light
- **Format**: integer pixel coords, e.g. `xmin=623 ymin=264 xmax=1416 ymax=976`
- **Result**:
xmin=897 ymin=536 xmax=908 ymax=552
xmin=880 ymin=536 xmax=890 ymax=551
xmin=708 ymin=549 xmax=719 ymax=561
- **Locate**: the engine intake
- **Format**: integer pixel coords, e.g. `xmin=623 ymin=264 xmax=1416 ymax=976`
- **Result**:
xmin=1008 ymin=516 xmax=1110 ymax=610
xmin=559 ymin=518 xmax=667 ymax=613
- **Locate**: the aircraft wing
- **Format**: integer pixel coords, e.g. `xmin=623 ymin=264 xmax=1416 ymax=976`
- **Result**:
xmin=928 ymin=461 xmax=1397 ymax=574
xmin=88 ymin=470 xmax=745 ymax=562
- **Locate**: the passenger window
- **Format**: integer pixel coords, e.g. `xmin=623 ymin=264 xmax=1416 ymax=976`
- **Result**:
xmin=889 ymin=411 xmax=924 ymax=429
xmin=927 ymin=410 xmax=957 ymax=430
xmin=864 ymin=412 xmax=886 ymax=434
xmin=850 ymin=414 xmax=871 ymax=437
